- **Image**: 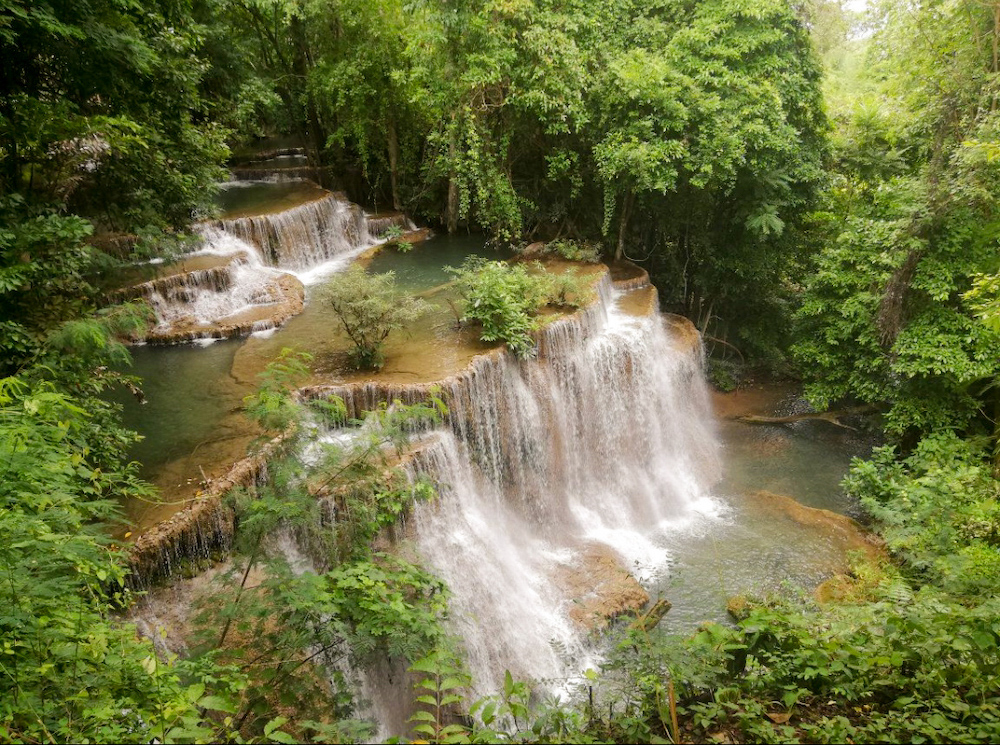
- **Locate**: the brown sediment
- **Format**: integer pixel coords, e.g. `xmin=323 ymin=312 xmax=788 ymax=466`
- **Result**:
xmin=743 ymin=491 xmax=885 ymax=565
xmin=618 ymin=285 xmax=658 ymax=318
xmin=392 ymin=227 xmax=433 ymax=246
xmin=710 ymin=383 xmax=797 ymax=421
xmin=216 ymin=181 xmax=331 ymax=220
xmin=556 ymin=544 xmax=650 ymax=631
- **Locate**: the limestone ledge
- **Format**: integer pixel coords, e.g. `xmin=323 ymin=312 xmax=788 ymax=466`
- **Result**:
xmin=141 ymin=272 xmax=305 ymax=345
xmin=126 ymin=429 xmax=293 ymax=589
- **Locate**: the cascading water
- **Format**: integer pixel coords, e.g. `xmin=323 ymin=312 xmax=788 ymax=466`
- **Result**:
xmin=334 ymin=279 xmax=722 ymax=731
xmin=214 ymin=192 xmax=371 ymax=269
xmin=139 ymin=230 xmax=285 ymax=332
xmin=133 ymin=186 xmax=395 ymax=341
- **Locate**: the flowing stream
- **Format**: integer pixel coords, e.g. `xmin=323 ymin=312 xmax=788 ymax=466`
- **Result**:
xmin=403 ymin=282 xmax=720 ymax=695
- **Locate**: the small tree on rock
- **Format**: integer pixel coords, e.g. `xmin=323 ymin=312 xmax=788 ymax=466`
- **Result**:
xmin=322 ymin=267 xmax=429 ymax=369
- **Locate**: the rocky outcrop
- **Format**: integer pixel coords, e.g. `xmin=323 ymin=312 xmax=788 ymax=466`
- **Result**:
xmin=557 ymin=544 xmax=650 ymax=631
xmin=366 ymin=211 xmax=416 ymax=238
xmin=230 ymin=165 xmax=330 ymax=183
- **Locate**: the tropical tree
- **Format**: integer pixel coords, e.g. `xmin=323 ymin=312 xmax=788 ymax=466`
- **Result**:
xmin=322 ymin=267 xmax=429 ymax=369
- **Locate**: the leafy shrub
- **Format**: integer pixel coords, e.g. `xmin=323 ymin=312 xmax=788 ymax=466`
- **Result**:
xmin=382 ymin=224 xmax=405 ymax=241
xmin=844 ymin=433 xmax=1000 ymax=597
xmin=321 ymin=267 xmax=429 ymax=369
xmin=545 ymin=239 xmax=602 ymax=263
xmin=548 ymin=270 xmax=593 ymax=309
xmin=446 ymin=257 xmax=553 ymax=358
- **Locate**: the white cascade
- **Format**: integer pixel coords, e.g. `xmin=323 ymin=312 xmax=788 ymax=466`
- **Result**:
xmin=215 ymin=193 xmax=372 ymax=270
xmin=352 ymin=281 xmax=722 ymax=724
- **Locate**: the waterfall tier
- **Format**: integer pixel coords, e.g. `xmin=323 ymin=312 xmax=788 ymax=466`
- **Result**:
xmin=305 ymin=279 xmax=720 ymax=700
xmin=120 ymin=188 xmax=425 ymax=343
xmin=210 ymin=192 xmax=371 ymax=270
xmin=124 ymin=262 xmax=718 ymax=737
xmin=119 ymin=232 xmax=305 ymax=344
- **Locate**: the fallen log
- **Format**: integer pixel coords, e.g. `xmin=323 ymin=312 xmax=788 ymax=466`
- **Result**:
xmin=735 ymin=404 xmax=881 ymax=430
xmin=630 ymin=598 xmax=672 ymax=632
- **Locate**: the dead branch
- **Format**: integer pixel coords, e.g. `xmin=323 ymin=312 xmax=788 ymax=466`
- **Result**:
xmin=735 ymin=404 xmax=881 ymax=430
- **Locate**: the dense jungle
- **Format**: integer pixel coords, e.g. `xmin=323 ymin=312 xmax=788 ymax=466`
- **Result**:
xmin=4 ymin=0 xmax=1000 ymax=742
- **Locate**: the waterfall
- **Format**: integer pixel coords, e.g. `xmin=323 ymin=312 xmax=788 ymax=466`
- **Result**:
xmin=366 ymin=212 xmax=417 ymax=238
xmin=313 ymin=280 xmax=721 ymax=721
xmin=408 ymin=286 xmax=719 ymax=696
xmin=129 ymin=189 xmax=388 ymax=341
xmin=138 ymin=232 xmax=282 ymax=328
xmin=213 ymin=193 xmax=371 ymax=270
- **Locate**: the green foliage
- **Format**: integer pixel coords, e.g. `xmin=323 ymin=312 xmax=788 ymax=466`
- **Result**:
xmin=547 ymin=270 xmax=593 ymax=310
xmin=409 ymin=648 xmax=475 ymax=744
xmin=243 ymin=347 xmax=319 ymax=431
xmin=627 ymin=580 xmax=1000 ymax=744
xmin=0 ymin=198 xmax=97 ymax=371
xmin=383 ymin=224 xmax=406 ymax=241
xmin=322 ymin=267 xmax=430 ymax=370
xmin=0 ymin=373 xmax=206 ymax=742
xmin=844 ymin=433 xmax=1000 ymax=597
xmin=215 ymin=0 xmax=825 ymax=354
xmin=792 ymin=0 xmax=1000 ymax=441
xmin=543 ymin=239 xmax=602 ymax=264
xmin=447 ymin=257 xmax=554 ymax=358
xmin=0 ymin=0 xmax=228 ymax=231
xmin=406 ymin=650 xmax=596 ymax=744
xmin=183 ymin=361 xmax=454 ymax=738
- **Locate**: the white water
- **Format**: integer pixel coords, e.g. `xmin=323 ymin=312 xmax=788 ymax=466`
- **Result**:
xmin=216 ymin=192 xmax=373 ymax=270
xmin=143 ymin=231 xmax=284 ymax=331
xmin=142 ymin=189 xmax=387 ymax=335
xmin=352 ymin=283 xmax=723 ymax=719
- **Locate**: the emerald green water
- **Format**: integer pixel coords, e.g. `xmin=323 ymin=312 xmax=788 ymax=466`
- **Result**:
xmin=215 ymin=180 xmax=328 ymax=219
xmin=115 ymin=235 xmax=503 ymax=528
xmin=654 ymin=388 xmax=874 ymax=631
xmin=366 ymin=236 xmax=512 ymax=291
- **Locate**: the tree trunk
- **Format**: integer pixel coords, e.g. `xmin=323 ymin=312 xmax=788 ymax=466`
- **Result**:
xmin=387 ymin=117 xmax=402 ymax=211
xmin=615 ymin=190 xmax=634 ymax=261
xmin=446 ymin=122 xmax=459 ymax=233
xmin=290 ymin=14 xmax=326 ymax=184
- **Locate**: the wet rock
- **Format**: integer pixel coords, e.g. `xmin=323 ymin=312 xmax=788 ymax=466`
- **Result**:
xmin=139 ymin=272 xmax=305 ymax=345
xmin=557 ymin=544 xmax=650 ymax=631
